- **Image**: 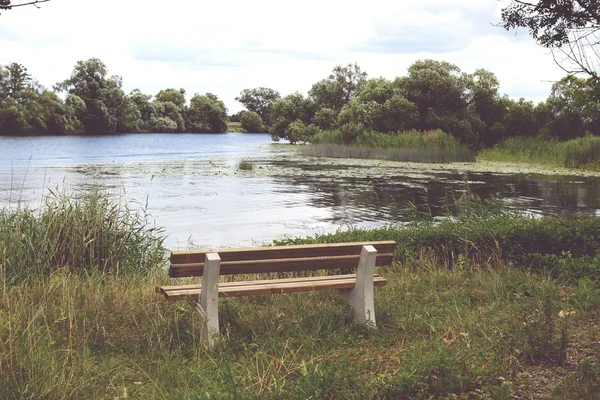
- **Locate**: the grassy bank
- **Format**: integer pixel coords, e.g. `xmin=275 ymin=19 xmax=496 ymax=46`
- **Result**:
xmin=227 ymin=121 xmax=243 ymax=132
xmin=479 ymin=136 xmax=600 ymax=171
xmin=2 ymin=193 xmax=600 ymax=398
xmin=304 ymin=130 xmax=476 ymax=163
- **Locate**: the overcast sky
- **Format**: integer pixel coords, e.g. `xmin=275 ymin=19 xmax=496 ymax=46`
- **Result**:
xmin=1 ymin=0 xmax=566 ymax=113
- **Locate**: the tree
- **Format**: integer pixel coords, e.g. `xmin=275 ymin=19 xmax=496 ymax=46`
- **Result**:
xmin=309 ymin=63 xmax=367 ymax=112
xmin=129 ymin=89 xmax=156 ymax=131
xmin=151 ymin=100 xmax=184 ymax=133
xmin=240 ymin=111 xmax=265 ymax=133
xmin=236 ymin=88 xmax=281 ymax=126
xmin=399 ymin=59 xmax=481 ymax=144
xmin=546 ymin=75 xmax=600 ymax=138
xmin=0 ymin=63 xmax=31 ymax=100
xmin=152 ymin=88 xmax=186 ymax=133
xmin=337 ymin=78 xmax=419 ymax=133
xmin=155 ymin=88 xmax=186 ymax=109
xmin=500 ymin=0 xmax=600 ymax=81
xmin=186 ymin=93 xmax=228 ymax=133
xmin=56 ymin=58 xmax=128 ymax=134
xmin=269 ymin=92 xmax=316 ymax=142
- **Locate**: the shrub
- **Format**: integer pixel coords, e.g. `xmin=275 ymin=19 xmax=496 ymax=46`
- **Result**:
xmin=240 ymin=111 xmax=266 ymax=133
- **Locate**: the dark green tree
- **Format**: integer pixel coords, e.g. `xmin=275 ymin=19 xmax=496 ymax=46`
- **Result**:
xmin=240 ymin=111 xmax=265 ymax=133
xmin=236 ymin=88 xmax=280 ymax=126
xmin=56 ymin=58 xmax=128 ymax=134
xmin=186 ymin=93 xmax=228 ymax=133
xmin=309 ymin=63 xmax=367 ymax=112
xmin=269 ymin=92 xmax=316 ymax=142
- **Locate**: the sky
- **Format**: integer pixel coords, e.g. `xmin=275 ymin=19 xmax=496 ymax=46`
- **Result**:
xmin=0 ymin=0 xmax=567 ymax=113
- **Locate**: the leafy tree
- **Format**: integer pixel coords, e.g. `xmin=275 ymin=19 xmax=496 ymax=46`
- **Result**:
xmin=546 ymin=75 xmax=600 ymax=139
xmin=151 ymin=88 xmax=187 ymax=133
xmin=240 ymin=111 xmax=265 ymax=133
xmin=309 ymin=63 xmax=367 ymax=112
xmin=338 ymin=78 xmax=419 ymax=133
xmin=129 ymin=89 xmax=155 ymax=132
xmin=400 ymin=59 xmax=481 ymax=144
xmin=269 ymin=92 xmax=316 ymax=142
xmin=500 ymin=0 xmax=600 ymax=81
xmin=56 ymin=58 xmax=127 ymax=134
xmin=155 ymin=88 xmax=186 ymax=109
xmin=314 ymin=108 xmax=337 ymax=130
xmin=151 ymin=100 xmax=184 ymax=133
xmin=504 ymin=98 xmax=538 ymax=138
xmin=0 ymin=63 xmax=31 ymax=100
xmin=186 ymin=93 xmax=228 ymax=133
xmin=401 ymin=60 xmax=468 ymax=127
xmin=286 ymin=121 xmax=321 ymax=144
xmin=236 ymin=88 xmax=281 ymax=126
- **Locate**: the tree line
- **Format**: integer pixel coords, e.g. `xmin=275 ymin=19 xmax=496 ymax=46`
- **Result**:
xmin=0 ymin=58 xmax=229 ymax=135
xmin=235 ymin=60 xmax=600 ymax=147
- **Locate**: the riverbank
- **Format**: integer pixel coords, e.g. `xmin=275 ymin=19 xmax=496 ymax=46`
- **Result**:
xmin=1 ymin=193 xmax=600 ymax=398
xmin=306 ymin=130 xmax=600 ymax=173
xmin=479 ymin=136 xmax=600 ymax=171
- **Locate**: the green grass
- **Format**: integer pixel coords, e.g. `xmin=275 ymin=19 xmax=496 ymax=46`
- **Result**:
xmin=2 ymin=192 xmax=600 ymax=398
xmin=305 ymin=129 xmax=476 ymax=163
xmin=479 ymin=136 xmax=600 ymax=171
xmin=2 ymin=255 xmax=598 ymax=398
xmin=238 ymin=160 xmax=253 ymax=170
xmin=227 ymin=121 xmax=244 ymax=133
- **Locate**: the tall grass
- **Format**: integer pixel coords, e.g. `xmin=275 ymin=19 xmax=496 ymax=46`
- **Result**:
xmin=311 ymin=129 xmax=465 ymax=149
xmin=2 ymin=253 xmax=597 ymax=398
xmin=479 ymin=136 xmax=600 ymax=171
xmin=305 ymin=130 xmax=475 ymax=163
xmin=299 ymin=144 xmax=476 ymax=163
xmin=0 ymin=189 xmax=166 ymax=286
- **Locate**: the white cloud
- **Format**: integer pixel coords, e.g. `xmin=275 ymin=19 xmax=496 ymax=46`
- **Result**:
xmin=0 ymin=0 xmax=566 ymax=112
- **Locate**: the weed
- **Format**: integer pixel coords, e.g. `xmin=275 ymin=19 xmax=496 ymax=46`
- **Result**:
xmin=238 ymin=160 xmax=253 ymax=170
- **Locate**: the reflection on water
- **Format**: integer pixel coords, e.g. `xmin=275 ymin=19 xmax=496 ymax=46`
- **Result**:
xmin=1 ymin=133 xmax=600 ymax=249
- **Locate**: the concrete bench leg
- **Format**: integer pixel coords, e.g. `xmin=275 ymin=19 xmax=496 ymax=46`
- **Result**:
xmin=341 ymin=245 xmax=378 ymax=327
xmin=198 ymin=252 xmax=221 ymax=349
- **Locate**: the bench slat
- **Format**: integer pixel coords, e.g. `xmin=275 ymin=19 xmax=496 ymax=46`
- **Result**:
xmin=169 ymin=254 xmax=394 ymax=278
xmin=157 ymin=273 xmax=376 ymax=294
xmin=170 ymin=241 xmax=396 ymax=264
xmin=158 ymin=274 xmax=387 ymax=301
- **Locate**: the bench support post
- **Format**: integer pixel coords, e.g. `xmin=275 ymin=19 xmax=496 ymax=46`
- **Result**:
xmin=341 ymin=245 xmax=378 ymax=327
xmin=198 ymin=252 xmax=221 ymax=349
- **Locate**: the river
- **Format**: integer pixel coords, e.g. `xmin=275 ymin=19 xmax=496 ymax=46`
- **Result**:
xmin=1 ymin=133 xmax=600 ymax=249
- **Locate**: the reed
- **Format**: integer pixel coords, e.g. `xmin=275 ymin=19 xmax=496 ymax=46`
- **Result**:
xmin=0 ymin=188 xmax=166 ymax=286
xmin=479 ymin=136 xmax=600 ymax=171
xmin=299 ymin=144 xmax=476 ymax=163
xmin=305 ymin=130 xmax=475 ymax=163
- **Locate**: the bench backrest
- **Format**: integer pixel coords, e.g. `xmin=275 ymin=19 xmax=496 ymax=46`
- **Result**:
xmin=169 ymin=241 xmax=396 ymax=278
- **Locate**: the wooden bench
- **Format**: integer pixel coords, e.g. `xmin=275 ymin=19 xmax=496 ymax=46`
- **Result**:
xmin=156 ymin=241 xmax=396 ymax=348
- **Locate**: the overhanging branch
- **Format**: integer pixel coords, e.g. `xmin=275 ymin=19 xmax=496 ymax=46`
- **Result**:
xmin=0 ymin=0 xmax=51 ymax=10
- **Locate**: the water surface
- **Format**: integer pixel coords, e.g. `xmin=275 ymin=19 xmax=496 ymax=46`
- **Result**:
xmin=2 ymin=133 xmax=600 ymax=249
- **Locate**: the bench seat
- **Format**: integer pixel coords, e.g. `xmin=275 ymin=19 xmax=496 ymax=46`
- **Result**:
xmin=157 ymin=273 xmax=388 ymax=301
xmin=156 ymin=241 xmax=396 ymax=349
